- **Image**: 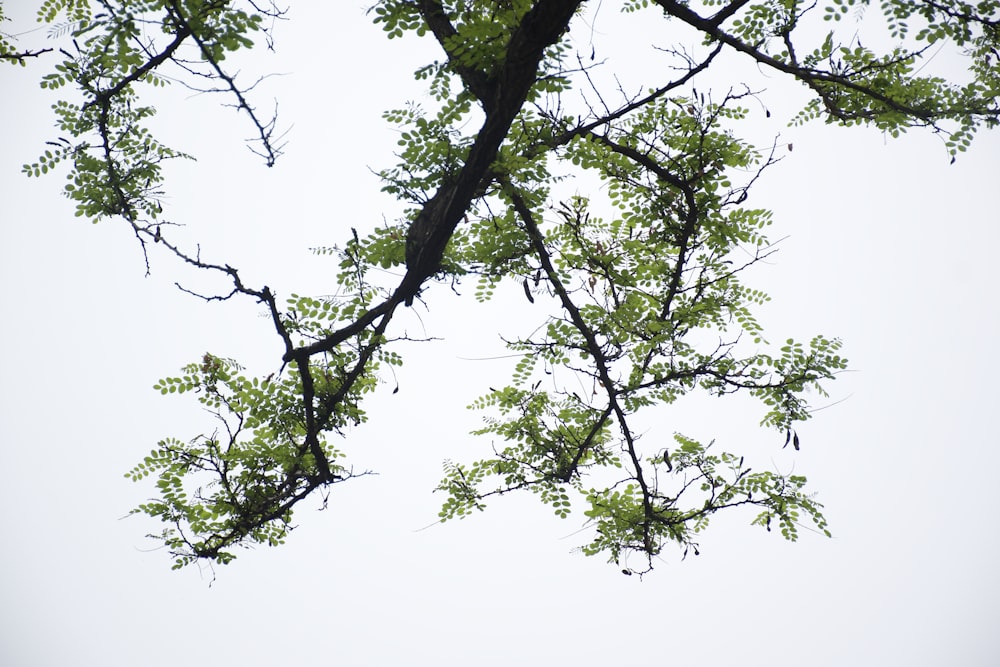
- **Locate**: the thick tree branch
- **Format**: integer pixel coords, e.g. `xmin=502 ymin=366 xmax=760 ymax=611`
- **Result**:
xmin=81 ymin=26 xmax=192 ymax=110
xmin=400 ymin=0 xmax=583 ymax=301
xmin=507 ymin=185 xmax=653 ymax=502
xmin=651 ymin=0 xmax=994 ymax=123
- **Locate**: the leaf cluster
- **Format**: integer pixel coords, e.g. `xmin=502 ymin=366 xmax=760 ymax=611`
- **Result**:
xmin=127 ymin=352 xmax=370 ymax=567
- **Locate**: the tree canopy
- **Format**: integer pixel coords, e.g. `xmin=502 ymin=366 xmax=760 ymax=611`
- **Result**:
xmin=5 ymin=0 xmax=998 ymax=573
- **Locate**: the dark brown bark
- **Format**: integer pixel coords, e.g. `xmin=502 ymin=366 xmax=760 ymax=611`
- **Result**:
xmin=400 ymin=0 xmax=583 ymax=305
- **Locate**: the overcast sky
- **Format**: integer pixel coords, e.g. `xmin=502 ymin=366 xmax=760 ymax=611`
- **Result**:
xmin=1 ymin=3 xmax=998 ymax=666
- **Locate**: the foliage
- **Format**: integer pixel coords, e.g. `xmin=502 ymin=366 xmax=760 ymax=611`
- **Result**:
xmin=124 ymin=349 xmax=372 ymax=569
xmin=8 ymin=0 xmax=998 ymax=572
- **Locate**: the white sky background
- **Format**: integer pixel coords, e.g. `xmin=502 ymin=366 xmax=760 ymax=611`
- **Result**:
xmin=1 ymin=2 xmax=999 ymax=665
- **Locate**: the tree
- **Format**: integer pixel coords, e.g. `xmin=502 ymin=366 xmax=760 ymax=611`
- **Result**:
xmin=6 ymin=0 xmax=997 ymax=572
